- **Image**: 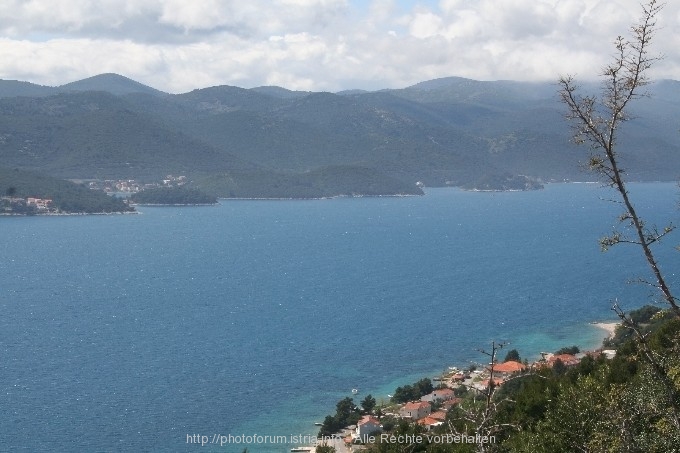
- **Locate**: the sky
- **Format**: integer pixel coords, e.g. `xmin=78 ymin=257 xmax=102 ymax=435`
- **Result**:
xmin=0 ymin=0 xmax=679 ymax=93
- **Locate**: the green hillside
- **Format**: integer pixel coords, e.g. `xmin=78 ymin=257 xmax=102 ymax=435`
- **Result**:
xmin=0 ymin=74 xmax=679 ymax=197
xmin=0 ymin=91 xmax=253 ymax=180
xmin=193 ymin=165 xmax=423 ymax=199
xmin=0 ymin=167 xmax=133 ymax=214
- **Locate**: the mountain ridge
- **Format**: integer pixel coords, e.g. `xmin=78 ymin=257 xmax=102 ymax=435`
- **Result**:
xmin=0 ymin=73 xmax=678 ymax=198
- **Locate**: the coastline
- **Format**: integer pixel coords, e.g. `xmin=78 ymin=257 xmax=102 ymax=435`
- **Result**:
xmin=591 ymin=321 xmax=619 ymax=342
xmin=297 ymin=319 xmax=623 ymax=452
xmin=0 ymin=210 xmax=137 ymax=216
xmin=130 ymin=203 xmax=217 ymax=206
xmin=217 ymin=193 xmax=422 ymax=201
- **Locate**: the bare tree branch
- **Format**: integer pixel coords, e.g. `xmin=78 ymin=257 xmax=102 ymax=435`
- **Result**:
xmin=558 ymin=0 xmax=678 ymax=316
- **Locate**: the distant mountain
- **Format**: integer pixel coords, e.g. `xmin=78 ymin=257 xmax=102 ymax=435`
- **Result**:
xmin=0 ymin=73 xmax=163 ymax=99
xmin=0 ymin=80 xmax=57 ymax=98
xmin=399 ymin=76 xmax=560 ymax=103
xmin=59 ymin=73 xmax=164 ymax=96
xmin=174 ymin=85 xmax=284 ymax=113
xmin=1 ymin=73 xmax=679 ymax=198
xmin=0 ymin=91 xmax=253 ymax=180
xmin=250 ymin=86 xmax=310 ymax=99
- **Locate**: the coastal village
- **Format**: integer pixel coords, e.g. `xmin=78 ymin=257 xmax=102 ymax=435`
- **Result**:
xmin=1 ymin=174 xmax=188 ymax=214
xmin=304 ymin=323 xmax=618 ymax=453
xmin=82 ymin=174 xmax=188 ymax=193
xmin=0 ymin=195 xmax=56 ymax=213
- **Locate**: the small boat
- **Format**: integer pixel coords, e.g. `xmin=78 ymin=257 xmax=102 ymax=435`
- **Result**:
xmin=351 ymin=388 xmax=358 ymax=394
xmin=314 ymin=422 xmax=323 ymax=426
xmin=291 ymin=448 xmax=312 ymax=452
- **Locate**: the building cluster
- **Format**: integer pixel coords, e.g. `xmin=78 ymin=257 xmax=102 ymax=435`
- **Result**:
xmin=344 ymin=388 xmax=461 ymax=449
xmin=340 ymin=348 xmax=617 ymax=449
xmin=26 ymin=197 xmax=53 ymax=210
xmin=1 ymin=196 xmax=54 ymax=213
xmin=85 ymin=175 xmax=188 ymax=193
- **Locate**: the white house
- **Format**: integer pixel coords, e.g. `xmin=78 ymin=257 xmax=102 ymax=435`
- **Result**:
xmin=421 ymin=388 xmax=456 ymax=403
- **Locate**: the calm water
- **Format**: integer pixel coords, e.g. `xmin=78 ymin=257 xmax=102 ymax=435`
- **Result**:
xmin=1 ymin=183 xmax=678 ymax=452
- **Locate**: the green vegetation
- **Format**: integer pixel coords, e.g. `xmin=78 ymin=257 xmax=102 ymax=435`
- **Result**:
xmin=130 ymin=186 xmax=217 ymax=205
xmin=604 ymin=305 xmax=672 ymax=349
xmin=0 ymin=167 xmax=133 ymax=214
xmin=352 ymin=313 xmax=680 ymax=452
xmin=504 ymin=317 xmax=680 ymax=452
xmin=318 ymin=397 xmax=362 ymax=437
xmin=361 ymin=394 xmax=377 ymax=414
xmin=554 ymin=346 xmax=579 ymax=355
xmin=503 ymin=349 xmax=521 ymax=362
xmin=461 ymin=173 xmax=543 ymax=192
xmin=391 ymin=378 xmax=434 ymax=404
xmin=192 ymin=166 xmax=423 ymax=199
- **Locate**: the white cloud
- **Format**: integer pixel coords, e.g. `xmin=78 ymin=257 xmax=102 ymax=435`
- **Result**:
xmin=158 ymin=0 xmax=231 ymax=31
xmin=409 ymin=12 xmax=443 ymax=38
xmin=0 ymin=0 xmax=677 ymax=92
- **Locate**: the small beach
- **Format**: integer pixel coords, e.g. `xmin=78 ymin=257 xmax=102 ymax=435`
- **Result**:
xmin=592 ymin=321 xmax=619 ymax=342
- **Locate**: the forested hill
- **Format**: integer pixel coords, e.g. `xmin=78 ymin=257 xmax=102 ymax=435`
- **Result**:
xmin=0 ymin=73 xmax=679 ymax=198
xmin=0 ymin=167 xmax=133 ymax=214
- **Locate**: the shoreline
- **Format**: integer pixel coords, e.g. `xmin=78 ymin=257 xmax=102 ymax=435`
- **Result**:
xmin=131 ymin=203 xmax=217 ymax=207
xmin=217 ymin=193 xmax=422 ymax=201
xmin=0 ymin=210 xmax=137 ymax=216
xmin=591 ymin=321 xmax=619 ymax=340
xmin=300 ymin=319 xmax=623 ymax=451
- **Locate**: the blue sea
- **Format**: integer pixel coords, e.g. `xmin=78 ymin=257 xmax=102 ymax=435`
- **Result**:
xmin=1 ymin=183 xmax=678 ymax=452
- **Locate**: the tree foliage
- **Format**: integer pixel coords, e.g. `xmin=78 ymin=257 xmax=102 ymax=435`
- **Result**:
xmin=318 ymin=397 xmax=361 ymax=437
xmin=391 ymin=378 xmax=434 ymax=404
xmin=503 ymin=349 xmax=521 ymax=363
xmin=553 ymin=345 xmax=579 ymax=355
xmin=130 ymin=186 xmax=217 ymax=205
xmin=361 ymin=394 xmax=377 ymax=414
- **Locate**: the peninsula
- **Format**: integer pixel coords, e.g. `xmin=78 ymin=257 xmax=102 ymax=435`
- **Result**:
xmin=0 ymin=167 xmax=133 ymax=215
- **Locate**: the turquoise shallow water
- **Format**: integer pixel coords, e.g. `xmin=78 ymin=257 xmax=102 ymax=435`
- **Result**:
xmin=1 ymin=183 xmax=677 ymax=452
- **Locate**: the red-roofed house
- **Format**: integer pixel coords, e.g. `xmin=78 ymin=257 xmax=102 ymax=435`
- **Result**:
xmin=26 ymin=197 xmax=53 ymax=210
xmin=548 ymin=354 xmax=580 ymax=367
xmin=441 ymin=398 xmax=462 ymax=411
xmin=421 ymin=387 xmax=456 ymax=403
xmin=417 ymin=416 xmax=444 ymax=430
xmin=429 ymin=410 xmax=447 ymax=421
xmin=399 ymin=401 xmax=432 ymax=420
xmin=489 ymin=361 xmax=527 ymax=377
xmin=451 ymin=372 xmax=467 ymax=382
xmin=356 ymin=415 xmax=382 ymax=437
xmin=477 ymin=377 xmax=504 ymax=390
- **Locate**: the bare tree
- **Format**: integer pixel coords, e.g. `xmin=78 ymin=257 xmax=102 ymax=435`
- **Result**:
xmin=558 ymin=0 xmax=680 ymax=429
xmin=447 ymin=341 xmax=520 ymax=453
xmin=558 ymin=0 xmax=678 ymax=317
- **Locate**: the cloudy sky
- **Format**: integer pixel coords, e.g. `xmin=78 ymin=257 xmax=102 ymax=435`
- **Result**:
xmin=0 ymin=0 xmax=678 ymax=93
